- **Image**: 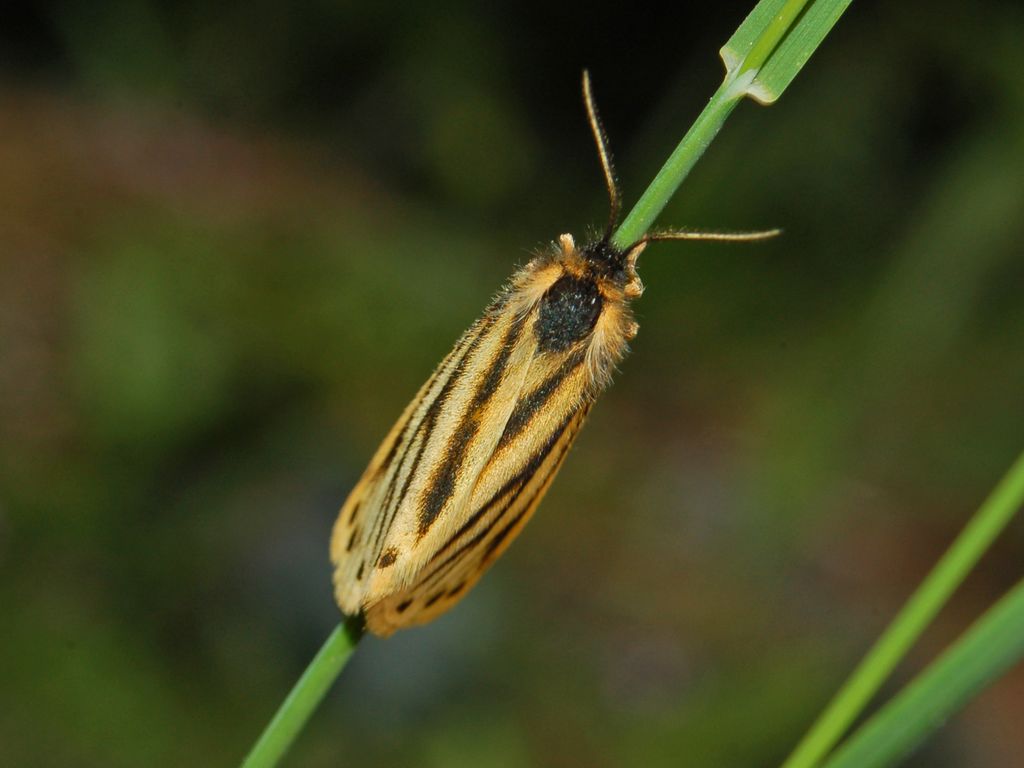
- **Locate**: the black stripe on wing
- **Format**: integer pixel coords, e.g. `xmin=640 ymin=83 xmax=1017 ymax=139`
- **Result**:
xmin=417 ymin=313 xmax=529 ymax=536
xmin=419 ymin=402 xmax=591 ymax=591
xmin=367 ymin=316 xmax=491 ymax=554
xmin=496 ymin=349 xmax=586 ymax=451
xmin=365 ymin=402 xmax=592 ymax=634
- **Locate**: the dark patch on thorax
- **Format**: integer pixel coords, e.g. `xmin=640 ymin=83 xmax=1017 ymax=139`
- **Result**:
xmin=535 ymin=274 xmax=602 ymax=352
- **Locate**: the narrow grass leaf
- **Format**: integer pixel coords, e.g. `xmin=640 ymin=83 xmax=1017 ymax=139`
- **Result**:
xmin=721 ymin=0 xmax=854 ymax=103
xmin=822 ymin=577 xmax=1024 ymax=768
xmin=241 ymin=618 xmax=364 ymax=768
xmin=782 ymin=450 xmax=1024 ymax=768
xmin=614 ymin=0 xmax=853 ymax=246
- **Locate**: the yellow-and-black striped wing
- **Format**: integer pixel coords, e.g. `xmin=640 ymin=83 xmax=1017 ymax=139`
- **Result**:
xmin=328 ymin=309 xmax=495 ymax=615
xmin=365 ymin=401 xmax=591 ymax=635
xmin=331 ymin=290 xmax=538 ymax=615
xmin=331 ymin=274 xmax=601 ymax=635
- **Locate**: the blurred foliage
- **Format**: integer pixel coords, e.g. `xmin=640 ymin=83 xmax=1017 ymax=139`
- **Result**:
xmin=1 ymin=1 xmax=1023 ymax=767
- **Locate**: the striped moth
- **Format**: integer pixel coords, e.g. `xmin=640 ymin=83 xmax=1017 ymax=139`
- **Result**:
xmin=330 ymin=72 xmax=776 ymax=636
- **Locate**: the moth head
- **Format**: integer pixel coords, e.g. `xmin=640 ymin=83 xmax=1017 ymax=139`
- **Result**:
xmin=557 ymin=232 xmax=644 ymax=296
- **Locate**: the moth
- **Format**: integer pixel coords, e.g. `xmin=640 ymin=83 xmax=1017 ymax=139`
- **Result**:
xmin=330 ymin=72 xmax=776 ymax=636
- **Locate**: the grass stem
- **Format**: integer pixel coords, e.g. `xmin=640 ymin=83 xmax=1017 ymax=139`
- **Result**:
xmin=611 ymin=78 xmax=742 ymax=249
xmin=241 ymin=617 xmax=364 ymax=768
xmin=821 ymin=576 xmax=1024 ymax=768
xmin=611 ymin=0 xmax=813 ymax=248
xmin=782 ymin=450 xmax=1024 ymax=768
xmin=238 ymin=4 xmax=852 ymax=765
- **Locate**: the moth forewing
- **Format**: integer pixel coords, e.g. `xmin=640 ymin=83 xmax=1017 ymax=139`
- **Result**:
xmin=364 ymin=403 xmax=593 ymax=636
xmin=329 ymin=317 xmax=490 ymax=613
xmin=365 ymin=303 xmax=541 ymax=597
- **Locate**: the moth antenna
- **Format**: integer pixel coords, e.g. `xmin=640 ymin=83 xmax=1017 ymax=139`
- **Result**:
xmin=623 ymin=228 xmax=781 ymax=267
xmin=643 ymin=227 xmax=782 ymax=243
xmin=582 ymin=70 xmax=621 ymax=239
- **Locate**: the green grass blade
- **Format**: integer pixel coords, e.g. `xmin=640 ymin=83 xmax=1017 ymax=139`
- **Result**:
xmin=747 ymin=0 xmax=853 ymax=102
xmin=611 ymin=78 xmax=741 ymax=249
xmin=782 ymin=450 xmax=1024 ymax=768
xmin=821 ymin=576 xmax=1024 ymax=768
xmin=241 ymin=618 xmax=364 ymax=768
xmin=721 ymin=0 xmax=854 ymax=103
xmin=613 ymin=0 xmax=852 ymax=247
xmin=720 ymin=0 xmax=806 ymax=74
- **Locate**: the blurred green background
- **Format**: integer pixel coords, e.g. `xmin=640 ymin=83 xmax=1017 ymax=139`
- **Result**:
xmin=2 ymin=1 xmax=1023 ymax=766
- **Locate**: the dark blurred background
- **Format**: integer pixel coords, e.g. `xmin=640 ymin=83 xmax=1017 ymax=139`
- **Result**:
xmin=2 ymin=1 xmax=1023 ymax=766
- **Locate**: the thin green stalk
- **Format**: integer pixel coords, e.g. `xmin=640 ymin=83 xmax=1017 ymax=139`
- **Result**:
xmin=611 ymin=0 xmax=811 ymax=248
xmin=821 ymin=576 xmax=1024 ymax=768
xmin=239 ymin=4 xmax=852 ymax=766
xmin=739 ymin=0 xmax=811 ymax=78
xmin=242 ymin=617 xmax=364 ymax=768
xmin=611 ymin=78 xmax=743 ymax=248
xmin=782 ymin=450 xmax=1024 ymax=768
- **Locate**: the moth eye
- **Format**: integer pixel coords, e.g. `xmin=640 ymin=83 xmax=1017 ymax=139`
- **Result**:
xmin=536 ymin=275 xmax=603 ymax=352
